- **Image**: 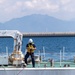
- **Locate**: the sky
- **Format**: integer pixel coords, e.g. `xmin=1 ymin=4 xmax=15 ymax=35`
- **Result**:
xmin=0 ymin=0 xmax=75 ymax=22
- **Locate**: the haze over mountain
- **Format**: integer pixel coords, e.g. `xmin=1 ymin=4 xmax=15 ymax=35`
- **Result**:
xmin=0 ymin=14 xmax=75 ymax=32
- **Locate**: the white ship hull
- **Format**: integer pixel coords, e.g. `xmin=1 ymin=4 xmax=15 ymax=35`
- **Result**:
xmin=0 ymin=68 xmax=75 ymax=75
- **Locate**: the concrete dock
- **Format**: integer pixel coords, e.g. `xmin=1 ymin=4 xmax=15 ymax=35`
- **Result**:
xmin=22 ymin=32 xmax=75 ymax=37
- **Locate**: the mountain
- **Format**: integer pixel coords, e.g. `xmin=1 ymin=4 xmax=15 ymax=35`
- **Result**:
xmin=0 ymin=14 xmax=75 ymax=32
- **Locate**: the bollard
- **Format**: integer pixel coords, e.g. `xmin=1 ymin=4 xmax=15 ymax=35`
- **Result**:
xmin=49 ymin=59 xmax=54 ymax=67
xmin=74 ymin=56 xmax=75 ymax=63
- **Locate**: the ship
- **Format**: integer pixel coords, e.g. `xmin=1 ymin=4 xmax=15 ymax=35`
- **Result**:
xmin=0 ymin=30 xmax=75 ymax=75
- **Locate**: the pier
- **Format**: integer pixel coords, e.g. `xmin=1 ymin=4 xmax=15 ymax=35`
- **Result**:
xmin=22 ymin=32 xmax=75 ymax=37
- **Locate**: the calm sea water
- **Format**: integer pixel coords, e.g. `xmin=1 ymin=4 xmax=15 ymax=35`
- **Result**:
xmin=0 ymin=36 xmax=75 ymax=61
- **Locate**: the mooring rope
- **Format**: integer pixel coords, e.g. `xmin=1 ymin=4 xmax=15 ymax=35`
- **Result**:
xmin=16 ymin=67 xmax=25 ymax=75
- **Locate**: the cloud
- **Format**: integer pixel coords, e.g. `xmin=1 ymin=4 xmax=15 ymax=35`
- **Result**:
xmin=63 ymin=2 xmax=75 ymax=13
xmin=23 ymin=0 xmax=59 ymax=12
xmin=0 ymin=0 xmax=6 ymax=4
xmin=60 ymin=0 xmax=71 ymax=5
xmin=0 ymin=0 xmax=75 ymax=22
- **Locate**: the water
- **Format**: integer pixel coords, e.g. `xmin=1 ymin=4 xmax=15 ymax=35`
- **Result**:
xmin=0 ymin=36 xmax=75 ymax=61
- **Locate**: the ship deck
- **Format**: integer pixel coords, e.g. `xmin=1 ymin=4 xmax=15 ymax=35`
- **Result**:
xmin=26 ymin=61 xmax=75 ymax=68
xmin=0 ymin=61 xmax=75 ymax=75
xmin=0 ymin=61 xmax=75 ymax=68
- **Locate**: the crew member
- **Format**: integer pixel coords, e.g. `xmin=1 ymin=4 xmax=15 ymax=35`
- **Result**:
xmin=24 ymin=39 xmax=36 ymax=67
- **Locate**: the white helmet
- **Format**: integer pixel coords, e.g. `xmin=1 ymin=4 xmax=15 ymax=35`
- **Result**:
xmin=28 ymin=39 xmax=33 ymax=43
